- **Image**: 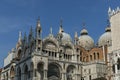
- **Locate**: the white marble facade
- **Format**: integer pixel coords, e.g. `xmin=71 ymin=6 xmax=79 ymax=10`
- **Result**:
xmin=1 ymin=7 xmax=120 ymax=80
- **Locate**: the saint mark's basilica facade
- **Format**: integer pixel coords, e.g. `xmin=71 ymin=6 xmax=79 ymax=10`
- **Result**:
xmin=0 ymin=7 xmax=120 ymax=80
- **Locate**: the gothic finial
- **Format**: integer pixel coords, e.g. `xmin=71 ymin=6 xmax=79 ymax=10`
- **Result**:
xmin=82 ymin=22 xmax=86 ymax=29
xmin=37 ymin=16 xmax=41 ymax=28
xmin=108 ymin=7 xmax=111 ymax=13
xmin=108 ymin=7 xmax=112 ymax=17
xmin=59 ymin=18 xmax=64 ymax=33
xmin=59 ymin=26 xmax=64 ymax=33
xmin=74 ymin=31 xmax=78 ymax=39
xmin=50 ymin=27 xmax=52 ymax=34
xmin=24 ymin=32 xmax=27 ymax=41
xmin=74 ymin=31 xmax=78 ymax=45
xmin=19 ymin=31 xmax=22 ymax=41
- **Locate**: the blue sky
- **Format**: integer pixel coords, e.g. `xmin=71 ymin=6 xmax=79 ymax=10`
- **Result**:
xmin=0 ymin=0 xmax=120 ymax=67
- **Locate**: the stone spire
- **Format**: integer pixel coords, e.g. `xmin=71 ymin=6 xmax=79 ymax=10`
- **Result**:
xmin=16 ymin=31 xmax=22 ymax=49
xmin=36 ymin=17 xmax=41 ymax=29
xmin=75 ymin=31 xmax=78 ymax=39
xmin=49 ymin=27 xmax=54 ymax=38
xmin=50 ymin=27 xmax=53 ymax=34
xmin=23 ymin=32 xmax=27 ymax=45
xmin=59 ymin=19 xmax=64 ymax=33
xmin=74 ymin=31 xmax=78 ymax=45
xmin=35 ymin=17 xmax=42 ymax=52
xmin=29 ymin=26 xmax=34 ymax=42
xmin=36 ymin=17 xmax=42 ymax=39
xmin=18 ymin=31 xmax=22 ymax=42
xmin=108 ymin=7 xmax=112 ymax=17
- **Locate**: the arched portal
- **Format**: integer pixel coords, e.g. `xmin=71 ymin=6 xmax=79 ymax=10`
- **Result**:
xmin=17 ymin=67 xmax=21 ymax=80
xmin=10 ymin=66 xmax=15 ymax=80
xmin=66 ymin=65 xmax=76 ymax=80
xmin=37 ymin=62 xmax=44 ymax=80
xmin=48 ymin=63 xmax=61 ymax=80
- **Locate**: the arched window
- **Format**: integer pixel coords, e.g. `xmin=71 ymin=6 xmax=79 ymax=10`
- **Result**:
xmin=80 ymin=51 xmax=82 ymax=56
xmin=90 ymin=55 xmax=92 ymax=61
xmin=97 ymin=53 xmax=99 ymax=59
xmin=89 ymin=75 xmax=91 ymax=80
xmin=83 ymin=57 xmax=85 ymax=62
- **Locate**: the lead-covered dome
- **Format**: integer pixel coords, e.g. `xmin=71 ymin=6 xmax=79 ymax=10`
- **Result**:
xmin=58 ymin=26 xmax=72 ymax=42
xmin=98 ymin=27 xmax=112 ymax=47
xmin=61 ymin=32 xmax=72 ymax=42
xmin=78 ymin=29 xmax=94 ymax=50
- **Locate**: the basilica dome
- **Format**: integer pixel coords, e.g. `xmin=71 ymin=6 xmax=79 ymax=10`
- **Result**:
xmin=98 ymin=27 xmax=112 ymax=47
xmin=78 ymin=29 xmax=94 ymax=50
xmin=61 ymin=32 xmax=72 ymax=42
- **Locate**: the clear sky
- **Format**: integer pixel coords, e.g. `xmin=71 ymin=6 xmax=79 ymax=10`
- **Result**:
xmin=0 ymin=0 xmax=120 ymax=68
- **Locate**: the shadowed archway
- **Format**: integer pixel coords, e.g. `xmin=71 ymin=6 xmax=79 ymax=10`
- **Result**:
xmin=48 ymin=63 xmax=61 ymax=80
